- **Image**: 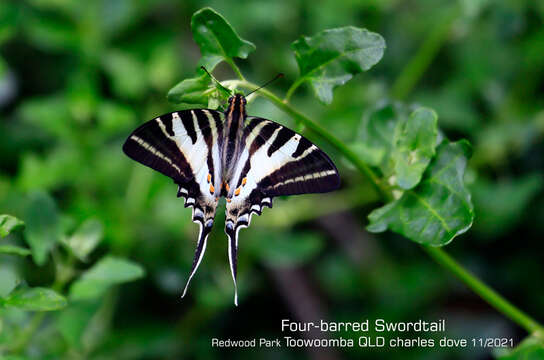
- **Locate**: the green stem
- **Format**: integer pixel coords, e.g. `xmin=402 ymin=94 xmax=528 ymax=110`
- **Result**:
xmin=423 ymin=246 xmax=544 ymax=336
xmin=227 ymin=78 xmax=544 ymax=336
xmin=225 ymin=58 xmax=245 ymax=81
xmin=391 ymin=7 xmax=460 ymax=100
xmin=284 ymin=77 xmax=305 ymax=102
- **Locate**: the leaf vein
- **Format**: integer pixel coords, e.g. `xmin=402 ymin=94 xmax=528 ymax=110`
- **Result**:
xmin=412 ymin=193 xmax=451 ymax=233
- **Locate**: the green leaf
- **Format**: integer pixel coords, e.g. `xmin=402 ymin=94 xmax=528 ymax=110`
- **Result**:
xmin=96 ymin=101 xmax=136 ymax=135
xmin=0 ymin=215 xmax=24 ymax=238
xmin=69 ymin=256 xmax=145 ymax=301
xmin=17 ymin=147 xmax=82 ymax=191
xmin=18 ymin=95 xmax=73 ymax=140
xmin=23 ymin=192 xmax=61 ymax=265
xmin=0 ymin=245 xmax=31 ymax=257
xmin=191 ymin=7 xmax=255 ymax=70
xmin=22 ymin=12 xmax=79 ymax=52
xmin=168 ymin=70 xmax=232 ymax=109
xmin=63 ymin=219 xmax=103 ymax=261
xmin=0 ymin=267 xmax=19 ymax=297
xmin=0 ymin=356 xmax=32 ymax=360
xmin=459 ymin=0 xmax=490 ymax=18
xmin=349 ymin=142 xmax=385 ymax=168
xmin=102 ymin=50 xmax=147 ymax=99
xmin=167 ymin=73 xmax=211 ymax=106
xmin=57 ymin=302 xmax=101 ymax=349
xmin=291 ymin=26 xmax=385 ymax=104
xmin=2 ymin=287 xmax=67 ymax=311
xmin=356 ymin=103 xmax=407 ymax=167
xmin=356 ymin=103 xmax=438 ymax=190
xmin=206 ymin=85 xmax=231 ymax=110
xmin=393 ymin=108 xmax=439 ymax=189
xmin=0 ymin=3 xmax=18 ymax=45
xmin=367 ymin=140 xmax=474 ymax=246
xmin=147 ymin=43 xmax=180 ymax=90
xmin=497 ymin=336 xmax=544 ymax=359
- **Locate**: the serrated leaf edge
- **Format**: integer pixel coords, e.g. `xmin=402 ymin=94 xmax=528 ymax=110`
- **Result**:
xmin=367 ymin=141 xmax=474 ymax=246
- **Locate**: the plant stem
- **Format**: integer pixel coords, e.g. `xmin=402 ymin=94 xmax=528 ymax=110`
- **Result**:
xmin=225 ymin=58 xmax=245 ymax=81
xmin=423 ymin=246 xmax=544 ymax=336
xmin=228 ymin=78 xmax=544 ymax=336
xmin=284 ymin=77 xmax=304 ymax=102
xmin=391 ymin=6 xmax=460 ymax=100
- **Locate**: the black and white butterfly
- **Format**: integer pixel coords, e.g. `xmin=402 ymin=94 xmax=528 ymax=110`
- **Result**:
xmin=123 ymin=83 xmax=340 ymax=305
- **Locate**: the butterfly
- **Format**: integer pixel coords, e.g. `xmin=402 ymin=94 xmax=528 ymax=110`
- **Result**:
xmin=122 ymin=75 xmax=340 ymax=305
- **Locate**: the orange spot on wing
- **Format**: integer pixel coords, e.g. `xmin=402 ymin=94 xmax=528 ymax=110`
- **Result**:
xmin=207 ymin=173 xmax=211 ymax=183
xmin=209 ymin=184 xmax=215 ymax=194
xmin=242 ymin=177 xmax=247 ymax=186
xmin=234 ymin=188 xmax=240 ymax=196
xmin=227 ymin=198 xmax=231 ymax=203
xmin=225 ymin=184 xmax=230 ymax=192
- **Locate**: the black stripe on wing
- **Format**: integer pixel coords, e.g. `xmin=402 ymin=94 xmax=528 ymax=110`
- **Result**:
xmin=244 ymin=117 xmax=340 ymax=197
xmin=123 ymin=116 xmax=192 ymax=184
xmin=122 ymin=109 xmax=221 ymax=183
xmin=260 ymin=148 xmax=340 ymax=196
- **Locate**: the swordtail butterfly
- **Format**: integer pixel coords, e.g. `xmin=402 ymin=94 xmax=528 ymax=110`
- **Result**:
xmin=122 ymin=73 xmax=340 ymax=305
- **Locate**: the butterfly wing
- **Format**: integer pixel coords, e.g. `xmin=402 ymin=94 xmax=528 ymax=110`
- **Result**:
xmin=224 ymin=116 xmax=340 ymax=304
xmin=122 ymin=109 xmax=224 ymax=297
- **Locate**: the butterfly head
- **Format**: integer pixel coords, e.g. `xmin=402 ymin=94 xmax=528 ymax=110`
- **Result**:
xmin=226 ymin=93 xmax=247 ymax=119
xmin=227 ymin=93 xmax=247 ymax=106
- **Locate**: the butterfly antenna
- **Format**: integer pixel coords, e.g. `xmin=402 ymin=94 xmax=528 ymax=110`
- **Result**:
xmin=246 ymin=73 xmax=284 ymax=97
xmin=200 ymin=66 xmax=233 ymax=95
xmin=200 ymin=66 xmax=219 ymax=83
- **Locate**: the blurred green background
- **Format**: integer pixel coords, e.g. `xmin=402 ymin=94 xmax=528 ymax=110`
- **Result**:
xmin=0 ymin=0 xmax=543 ymax=359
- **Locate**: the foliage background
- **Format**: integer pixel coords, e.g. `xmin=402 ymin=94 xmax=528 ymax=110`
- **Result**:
xmin=0 ymin=0 xmax=543 ymax=359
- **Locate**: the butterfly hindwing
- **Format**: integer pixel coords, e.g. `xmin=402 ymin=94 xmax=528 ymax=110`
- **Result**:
xmin=122 ymin=109 xmax=224 ymax=296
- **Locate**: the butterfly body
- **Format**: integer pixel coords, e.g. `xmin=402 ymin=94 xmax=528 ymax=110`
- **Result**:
xmin=123 ymin=92 xmax=340 ymax=305
xmin=222 ymin=94 xmax=246 ymax=185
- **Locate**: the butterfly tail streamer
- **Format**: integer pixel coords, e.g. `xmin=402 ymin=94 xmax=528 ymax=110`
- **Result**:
xmin=181 ymin=220 xmax=213 ymax=299
xmin=225 ymin=221 xmax=240 ymax=306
